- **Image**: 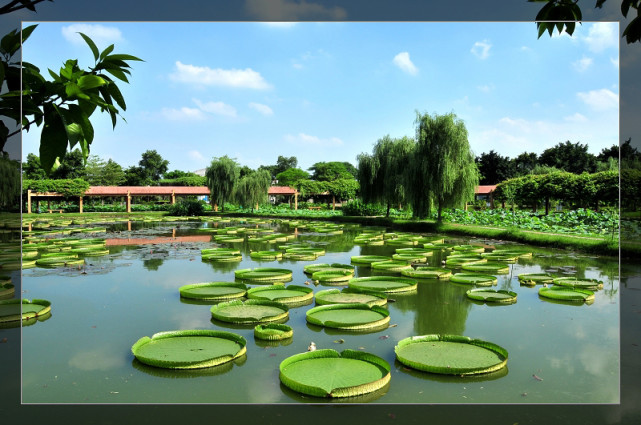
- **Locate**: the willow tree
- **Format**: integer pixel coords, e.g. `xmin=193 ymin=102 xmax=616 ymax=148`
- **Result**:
xmin=233 ymin=169 xmax=271 ymax=211
xmin=357 ymin=135 xmax=414 ymax=217
xmin=205 ymin=156 xmax=240 ymax=212
xmin=408 ymin=112 xmax=479 ymax=221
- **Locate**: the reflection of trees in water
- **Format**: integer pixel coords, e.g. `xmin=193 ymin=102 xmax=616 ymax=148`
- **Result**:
xmin=143 ymin=258 xmax=164 ymax=271
xmin=393 ymin=280 xmax=471 ymax=336
xmin=298 ymin=230 xmax=361 ymax=253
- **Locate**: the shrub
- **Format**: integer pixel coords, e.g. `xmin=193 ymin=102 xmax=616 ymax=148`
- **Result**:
xmin=167 ymin=199 xmax=206 ymax=216
xmin=342 ymin=200 xmax=386 ymax=216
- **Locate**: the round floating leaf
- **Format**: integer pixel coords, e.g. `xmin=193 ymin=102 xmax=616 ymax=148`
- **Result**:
xmin=0 ymin=298 xmax=51 ymax=323
xmin=538 ymin=286 xmax=595 ymax=303
xmin=350 ymin=255 xmax=391 ymax=265
xmin=246 ymin=284 xmax=313 ymax=305
xmin=250 ymin=250 xmax=283 ymax=261
xmin=304 ymin=263 xmax=354 ymax=274
xmin=445 ymin=256 xmax=486 ymax=267
xmin=401 ymin=266 xmax=451 ymax=280
xmin=394 ymin=334 xmax=508 ymax=375
xmin=312 ymin=269 xmax=354 ymax=284
xmin=518 ymin=273 xmax=555 ymax=286
xmin=452 ymin=245 xmax=485 ymax=253
xmin=131 ymin=329 xmax=246 ymax=369
xmin=254 ymin=323 xmax=293 ymax=341
xmin=449 ymin=273 xmax=497 ymax=286
xmin=553 ymin=277 xmax=604 ymax=290
xmin=348 ymin=276 xmax=418 ymax=293
xmin=306 ymin=303 xmax=390 ymax=331
xmin=489 ymin=249 xmax=532 ymax=258
xmin=234 ymin=268 xmax=293 ymax=282
xmin=466 ymin=288 xmax=517 ymax=304
xmin=315 ymin=288 xmax=387 ymax=307
xmin=392 ymin=254 xmax=427 ymax=263
xmin=394 ymin=248 xmax=434 ymax=257
xmin=370 ymin=260 xmax=412 ymax=272
xmin=461 ymin=262 xmax=510 ymax=274
xmin=211 ymin=299 xmax=289 ymax=324
xmin=279 ymin=349 xmax=391 ymax=398
xmin=479 ymin=253 xmax=519 ymax=263
xmin=179 ymin=282 xmax=247 ymax=301
xmin=35 ymin=257 xmax=85 ymax=268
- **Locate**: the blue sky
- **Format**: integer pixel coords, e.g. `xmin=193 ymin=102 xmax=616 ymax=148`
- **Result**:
xmin=22 ymin=22 xmax=619 ymax=174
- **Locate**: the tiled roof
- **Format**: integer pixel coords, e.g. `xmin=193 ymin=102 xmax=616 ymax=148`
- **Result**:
xmin=84 ymin=186 xmax=211 ymax=196
xmin=475 ymin=185 xmax=497 ymax=194
xmin=268 ymin=186 xmax=297 ymax=195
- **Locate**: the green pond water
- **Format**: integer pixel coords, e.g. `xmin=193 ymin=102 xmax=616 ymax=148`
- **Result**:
xmin=19 ymin=218 xmax=619 ymax=404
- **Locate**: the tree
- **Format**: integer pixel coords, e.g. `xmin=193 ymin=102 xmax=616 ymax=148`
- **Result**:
xmin=85 ymin=155 xmax=125 ymax=186
xmin=205 ymin=156 xmax=240 ymax=212
xmin=532 ymin=0 xmax=641 ymax=44
xmin=512 ymin=152 xmax=539 ymax=176
xmin=539 ymin=141 xmax=597 ymax=174
xmin=51 ymin=149 xmax=86 ymax=180
xmin=22 ymin=153 xmax=47 ymax=180
xmin=164 ymin=170 xmax=197 ymax=179
xmin=123 ymin=165 xmax=149 ymax=186
xmin=475 ymin=150 xmax=516 ymax=185
xmin=357 ymin=135 xmax=415 ymax=217
xmin=408 ymin=112 xmax=479 ymax=221
xmin=233 ymin=169 xmax=271 ymax=211
xmin=274 ymin=155 xmax=298 ymax=176
xmin=139 ymin=149 xmax=169 ymax=181
xmin=275 ymin=168 xmax=310 ymax=187
xmin=308 ymin=161 xmax=355 ymax=181
xmin=0 ymin=25 xmax=142 ymax=173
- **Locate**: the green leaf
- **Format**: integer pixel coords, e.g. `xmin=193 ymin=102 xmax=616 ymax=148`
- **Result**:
xmin=77 ymin=74 xmax=106 ymax=90
xmin=40 ymin=104 xmax=69 ymax=175
xmin=623 ymin=16 xmax=641 ymax=44
xmin=78 ymin=32 xmax=99 ymax=62
xmin=103 ymin=67 xmax=129 ymax=83
xmin=21 ymin=24 xmax=38 ymax=43
xmin=68 ymin=104 xmax=94 ymax=144
xmin=0 ymin=29 xmax=20 ymax=57
xmin=106 ymin=80 xmax=126 ymax=110
xmin=64 ymin=82 xmax=89 ymax=100
xmin=99 ymin=44 xmax=115 ymax=61
xmin=103 ymin=53 xmax=143 ymax=62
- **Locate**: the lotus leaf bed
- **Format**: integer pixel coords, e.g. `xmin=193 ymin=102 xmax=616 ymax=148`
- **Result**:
xmin=538 ymin=286 xmax=595 ymax=302
xmin=314 ymin=288 xmax=387 ymax=307
xmin=250 ymin=251 xmax=283 ymax=261
xmin=311 ymin=269 xmax=354 ymax=284
xmin=348 ymin=276 xmax=418 ymax=293
xmin=35 ymin=257 xmax=85 ymax=268
xmin=401 ymin=266 xmax=451 ymax=279
xmin=131 ymin=330 xmax=246 ymax=369
xmin=179 ymin=282 xmax=247 ymax=301
xmin=466 ymin=288 xmax=517 ymax=304
xmin=350 ymin=255 xmax=391 ymax=265
xmin=246 ymin=284 xmax=313 ymax=305
xmin=0 ymin=298 xmax=51 ymax=323
xmin=211 ymin=299 xmax=289 ymax=324
xmin=254 ymin=323 xmax=293 ymax=341
xmin=234 ymin=268 xmax=293 ymax=282
xmin=395 ymin=334 xmax=508 ymax=375
xmin=306 ymin=302 xmax=390 ymax=330
xmin=279 ymin=349 xmax=391 ymax=398
xmin=449 ymin=273 xmax=497 ymax=286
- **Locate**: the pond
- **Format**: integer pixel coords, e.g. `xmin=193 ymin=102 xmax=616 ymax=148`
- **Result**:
xmin=18 ymin=217 xmax=619 ymax=403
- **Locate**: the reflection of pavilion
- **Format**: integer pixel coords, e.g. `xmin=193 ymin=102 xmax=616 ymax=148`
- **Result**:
xmin=105 ymin=232 xmax=211 ymax=246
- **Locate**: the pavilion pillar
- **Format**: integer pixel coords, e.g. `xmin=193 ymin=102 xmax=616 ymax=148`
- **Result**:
xmin=171 ymin=190 xmax=176 ymax=205
xmin=79 ymin=196 xmax=84 ymax=214
xmin=127 ymin=191 xmax=132 ymax=213
xmin=294 ymin=191 xmax=298 ymax=210
xmin=27 ymin=190 xmax=32 ymax=214
xmin=332 ymin=195 xmax=336 ymax=211
xmin=464 ymin=202 xmax=468 ymax=211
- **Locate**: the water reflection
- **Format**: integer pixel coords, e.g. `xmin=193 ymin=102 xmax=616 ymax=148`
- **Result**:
xmin=131 ymin=354 xmax=246 ymax=378
xmin=394 ymin=360 xmax=509 ymax=383
xmin=279 ymin=381 xmax=390 ymax=403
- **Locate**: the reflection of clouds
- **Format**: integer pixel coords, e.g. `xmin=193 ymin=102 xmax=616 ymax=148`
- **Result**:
xmin=69 ymin=347 xmax=126 ymax=371
xmin=245 ymin=367 xmax=281 ymax=403
xmin=578 ymin=343 xmax=616 ymax=378
xmin=169 ymin=312 xmax=211 ymax=330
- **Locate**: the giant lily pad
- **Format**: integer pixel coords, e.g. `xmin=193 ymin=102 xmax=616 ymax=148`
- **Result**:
xmin=538 ymin=286 xmax=595 ymax=303
xmin=304 ymin=263 xmax=354 ymax=274
xmin=254 ymin=323 xmax=293 ymax=341
xmin=306 ymin=303 xmax=390 ymax=331
xmin=449 ymin=273 xmax=497 ymax=286
xmin=211 ymin=299 xmax=289 ymax=324
xmin=249 ymin=250 xmax=283 ymax=261
xmin=279 ymin=349 xmax=391 ymax=398
xmin=518 ymin=273 xmax=555 ymax=286
xmin=350 ymin=255 xmax=391 ymax=265
xmin=553 ymin=277 xmax=604 ymax=290
xmin=179 ymin=282 xmax=247 ymax=301
xmin=401 ymin=266 xmax=451 ymax=280
xmin=394 ymin=334 xmax=508 ymax=375
xmin=466 ymin=288 xmax=517 ymax=304
xmin=348 ymin=276 xmax=418 ymax=293
xmin=315 ymin=288 xmax=387 ymax=307
xmin=312 ymin=269 xmax=354 ymax=284
xmin=0 ymin=298 xmax=51 ymax=323
xmin=234 ymin=267 xmax=293 ymax=282
xmin=131 ymin=329 xmax=246 ymax=369
xmin=461 ymin=262 xmax=510 ymax=274
xmin=246 ymin=284 xmax=313 ymax=305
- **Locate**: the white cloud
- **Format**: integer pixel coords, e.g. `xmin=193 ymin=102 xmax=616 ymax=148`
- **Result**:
xmin=564 ymin=113 xmax=588 ymax=123
xmin=611 ymin=57 xmax=619 ymax=68
xmin=477 ymin=84 xmax=494 ymax=93
xmin=572 ymin=56 xmax=593 ymax=72
xmin=188 ymin=150 xmax=206 ymax=162
xmin=161 ymin=107 xmax=206 ymax=121
xmin=284 ymin=133 xmax=343 ymax=147
xmin=471 ymin=40 xmax=491 ymax=60
xmin=576 ymin=89 xmax=619 ymax=111
xmin=245 ymin=0 xmax=347 ymax=20
xmin=169 ymin=61 xmax=272 ymax=90
xmin=583 ymin=22 xmax=618 ymax=53
xmin=392 ymin=52 xmax=418 ymax=75
xmin=249 ymin=102 xmax=274 ymax=116
xmin=193 ymin=98 xmax=237 ymax=117
xmin=61 ymin=24 xmax=123 ymax=48
xmin=292 ymin=62 xmax=304 ymax=69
